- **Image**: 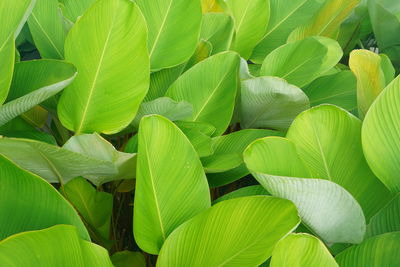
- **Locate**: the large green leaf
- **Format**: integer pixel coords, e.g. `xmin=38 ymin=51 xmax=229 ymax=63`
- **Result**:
xmin=136 ymin=0 xmax=202 ymax=70
xmin=336 ymin=232 xmax=400 ymax=266
xmin=244 ymin=136 xmax=366 ymax=244
xmin=368 ymin=0 xmax=400 ymax=67
xmin=260 ymin=36 xmax=343 ymax=87
xmin=134 ymin=115 xmax=210 ymax=254
xmin=303 ymin=70 xmax=357 ymax=113
xmin=349 ymin=49 xmax=395 ymax=118
xmin=132 ymin=97 xmax=193 ymax=128
xmin=0 ymin=225 xmax=113 ymax=267
xmin=0 ymin=0 xmax=36 ymax=104
xmin=59 ymin=0 xmax=97 ymax=22
xmin=224 ymin=0 xmax=270 ymax=59
xmin=250 ymin=0 xmax=323 ymax=63
xmin=157 ymin=196 xmax=300 ymax=266
xmin=287 ymin=105 xmax=391 ymax=218
xmin=270 ymin=233 xmax=338 ymax=267
xmin=0 ymin=60 xmax=77 ymax=127
xmin=58 ymin=0 xmax=149 ymax=134
xmin=240 ymin=76 xmax=310 ymax=130
xmin=177 ymin=121 xmax=214 ymax=157
xmin=288 ymin=0 xmax=360 ymax=41
xmin=213 ymin=185 xmax=269 ymax=204
xmin=63 ymin=133 xmax=137 ymax=183
xmin=362 ymin=75 xmax=400 ymax=192
xmin=200 ymin=13 xmax=234 ymax=55
xmin=0 ymin=137 xmax=117 ymax=185
xmin=0 ymin=155 xmax=89 ymax=240
xmin=166 ymin=52 xmax=240 ymax=136
xmin=111 ymin=251 xmax=146 ymax=267
xmin=27 ymin=0 xmax=67 ymax=59
xmin=366 ymin=194 xmax=400 ymax=238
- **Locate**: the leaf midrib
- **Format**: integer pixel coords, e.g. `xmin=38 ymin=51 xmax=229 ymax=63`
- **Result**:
xmin=148 ymin=0 xmax=173 ymax=58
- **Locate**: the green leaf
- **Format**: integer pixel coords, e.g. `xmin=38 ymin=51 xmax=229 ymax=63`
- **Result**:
xmin=59 ymin=0 xmax=97 ymax=22
xmin=336 ymin=232 xmax=400 ymax=266
xmin=213 ymin=185 xmax=269 ymax=204
xmin=63 ymin=133 xmax=137 ymax=184
xmin=0 ymin=0 xmax=36 ymax=104
xmin=362 ymin=75 xmax=400 ymax=192
xmin=134 ymin=115 xmax=211 ymax=254
xmin=0 ymin=137 xmax=117 ymax=185
xmin=200 ymin=13 xmax=234 ymax=55
xmin=366 ymin=194 xmax=400 ymax=238
xmin=244 ymin=136 xmax=366 ymax=244
xmin=0 ymin=155 xmax=89 ymax=240
xmin=260 ymin=36 xmax=343 ymax=87
xmin=251 ymin=0 xmax=323 ymax=63
xmin=136 ymin=0 xmax=202 ymax=70
xmin=64 ymin=177 xmax=113 ymax=241
xmin=287 ymin=0 xmax=360 ymax=42
xmin=349 ymin=49 xmax=395 ymax=118
xmin=240 ymin=76 xmax=310 ymax=130
xmin=166 ymin=52 xmax=240 ymax=136
xmin=111 ymin=251 xmax=146 ymax=267
xmin=270 ymin=233 xmax=338 ymax=267
xmin=177 ymin=122 xmax=214 ymax=157
xmin=224 ymin=0 xmax=270 ymax=59
xmin=132 ymin=97 xmax=193 ymax=128
xmin=58 ymin=0 xmax=149 ymax=134
xmin=303 ymin=70 xmax=357 ymax=112
xmin=27 ymin=0 xmax=67 ymax=59
xmin=0 ymin=225 xmax=113 ymax=267
xmin=183 ymin=40 xmax=213 ymax=71
xmin=0 ymin=60 xmax=77 ymax=127
xmin=157 ymin=196 xmax=300 ymax=266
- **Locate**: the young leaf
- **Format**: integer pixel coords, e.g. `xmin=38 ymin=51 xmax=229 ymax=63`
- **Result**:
xmin=0 ymin=155 xmax=89 ymax=240
xmin=0 ymin=0 xmax=36 ymax=104
xmin=244 ymin=136 xmax=366 ymax=244
xmin=27 ymin=0 xmax=67 ymax=59
xmin=134 ymin=115 xmax=211 ymax=254
xmin=349 ymin=49 xmax=395 ymax=118
xmin=0 ymin=60 xmax=77 ymax=127
xmin=362 ymin=75 xmax=400 ymax=192
xmin=270 ymin=233 xmax=338 ymax=267
xmin=336 ymin=232 xmax=400 ymax=266
xmin=240 ymin=76 xmax=310 ymax=130
xmin=166 ymin=52 xmax=240 ymax=136
xmin=224 ymin=0 xmax=270 ymax=59
xmin=157 ymin=196 xmax=300 ymax=266
xmin=136 ymin=0 xmax=202 ymax=70
xmin=58 ymin=0 xmax=149 ymax=134
xmin=260 ymin=37 xmax=343 ymax=87
xmin=0 ymin=225 xmax=113 ymax=267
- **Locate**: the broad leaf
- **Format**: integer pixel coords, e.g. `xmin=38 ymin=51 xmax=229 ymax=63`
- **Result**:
xmin=260 ymin=36 xmax=343 ymax=87
xmin=201 ymin=0 xmax=223 ymax=13
xmin=27 ymin=0 xmax=67 ymax=59
xmin=0 ymin=225 xmax=113 ymax=267
xmin=58 ymin=0 xmax=149 ymax=134
xmin=244 ymin=136 xmax=366 ymax=244
xmin=166 ymin=52 xmax=240 ymax=136
xmin=0 ymin=137 xmax=117 ymax=185
xmin=59 ymin=0 xmax=97 ymax=22
xmin=0 ymin=0 xmax=36 ymax=104
xmin=213 ymin=185 xmax=269 ymax=204
xmin=200 ymin=13 xmax=234 ymax=55
xmin=288 ymin=0 xmax=360 ymax=41
xmin=134 ymin=115 xmax=211 ymax=254
xmin=111 ymin=251 xmax=146 ymax=267
xmin=303 ymin=70 xmax=357 ymax=112
xmin=349 ymin=49 xmax=395 ymax=118
xmin=270 ymin=233 xmax=338 ymax=267
xmin=157 ymin=196 xmax=300 ymax=266
xmin=240 ymin=76 xmax=310 ymax=130
xmin=0 ymin=60 xmax=77 ymax=127
xmin=336 ymin=232 xmax=400 ymax=266
xmin=251 ymin=0 xmax=323 ymax=63
xmin=362 ymin=75 xmax=400 ymax=192
xmin=136 ymin=0 xmax=202 ymax=70
xmin=132 ymin=97 xmax=193 ymax=128
xmin=224 ymin=0 xmax=270 ymax=59
xmin=0 ymin=155 xmax=89 ymax=240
